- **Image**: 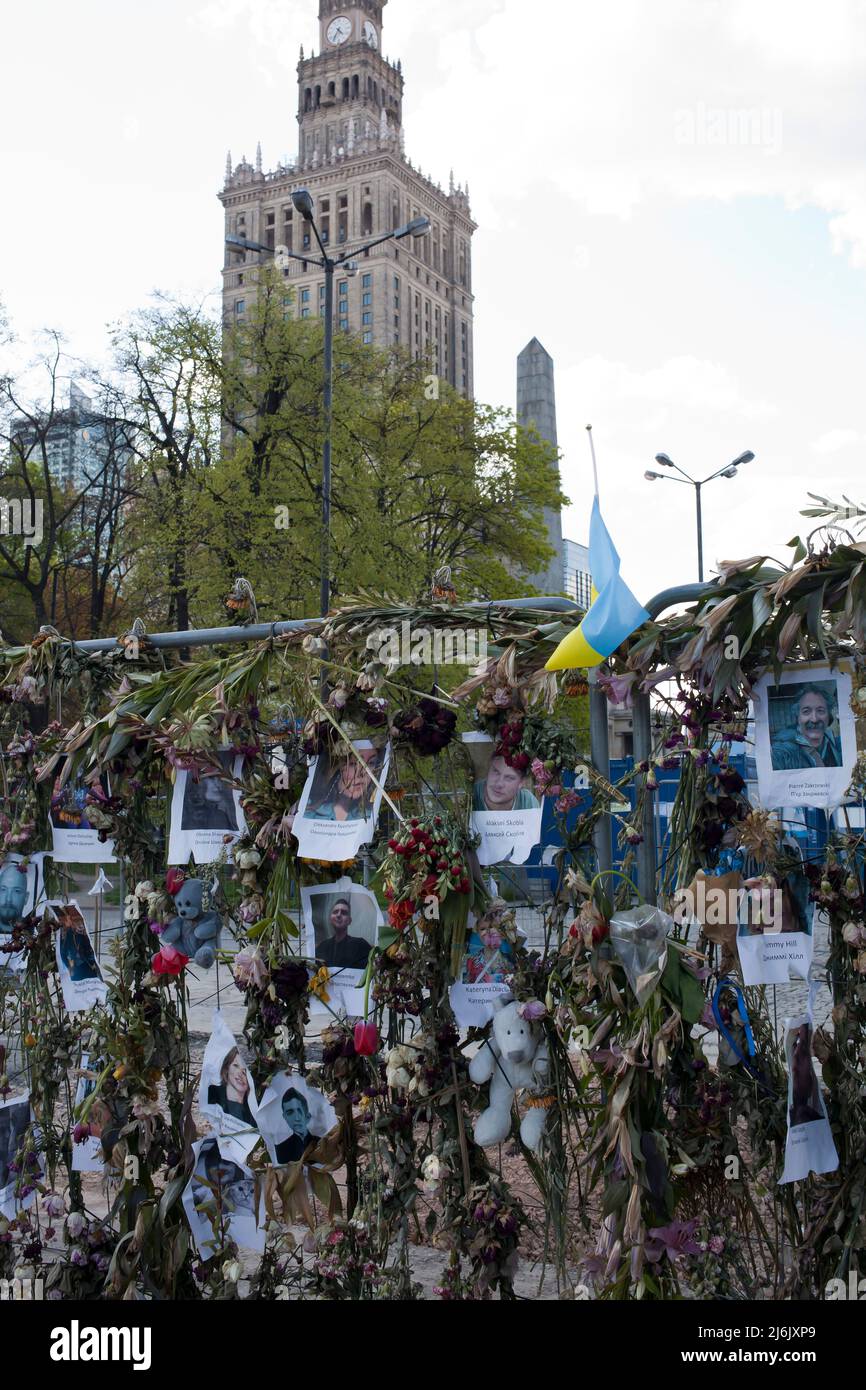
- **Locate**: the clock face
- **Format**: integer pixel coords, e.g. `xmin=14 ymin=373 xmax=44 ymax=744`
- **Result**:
xmin=363 ymin=19 xmax=379 ymax=48
xmin=327 ymin=15 xmax=352 ymax=45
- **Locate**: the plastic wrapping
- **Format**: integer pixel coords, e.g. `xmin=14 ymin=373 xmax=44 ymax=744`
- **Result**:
xmin=608 ymin=905 xmax=672 ymax=1006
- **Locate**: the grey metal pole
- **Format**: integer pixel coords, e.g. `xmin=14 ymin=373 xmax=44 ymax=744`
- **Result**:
xmin=632 ymin=691 xmax=657 ymax=902
xmin=588 ymin=668 xmax=612 ymax=875
xmin=695 ymin=481 xmax=704 ymax=583
xmin=63 ymin=596 xmax=580 ymax=654
xmin=321 ymin=258 xmax=334 ymax=618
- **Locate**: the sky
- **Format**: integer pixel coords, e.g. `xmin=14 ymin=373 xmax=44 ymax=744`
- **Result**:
xmin=2 ymin=0 xmax=866 ymax=605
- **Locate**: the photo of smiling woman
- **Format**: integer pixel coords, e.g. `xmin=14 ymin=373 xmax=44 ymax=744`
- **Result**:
xmin=304 ymin=745 xmax=385 ymax=823
xmin=207 ymin=1046 xmax=255 ymax=1126
xmin=293 ymin=741 xmax=391 ymax=862
xmin=753 ymin=663 xmax=856 ymax=810
xmin=199 ymin=1014 xmax=259 ymax=1161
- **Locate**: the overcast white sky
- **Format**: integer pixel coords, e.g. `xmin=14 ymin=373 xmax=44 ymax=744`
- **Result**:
xmin=2 ymin=0 xmax=866 ymax=603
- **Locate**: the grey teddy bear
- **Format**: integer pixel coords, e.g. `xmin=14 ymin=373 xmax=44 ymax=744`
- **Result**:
xmin=162 ymin=879 xmax=220 ymax=969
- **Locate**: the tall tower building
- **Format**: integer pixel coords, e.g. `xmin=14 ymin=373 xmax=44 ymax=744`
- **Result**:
xmin=219 ymin=0 xmax=476 ymax=395
xmin=517 ymin=339 xmax=566 ymax=594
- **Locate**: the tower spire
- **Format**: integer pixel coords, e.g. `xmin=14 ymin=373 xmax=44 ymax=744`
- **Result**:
xmin=256 ymin=142 xmax=262 ymax=173
xmin=225 ymin=150 xmax=232 ymax=181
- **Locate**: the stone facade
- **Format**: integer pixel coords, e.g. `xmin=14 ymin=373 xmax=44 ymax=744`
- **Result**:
xmin=219 ymin=0 xmax=475 ymax=395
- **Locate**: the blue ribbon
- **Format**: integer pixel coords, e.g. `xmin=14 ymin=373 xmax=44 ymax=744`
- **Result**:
xmin=711 ymin=977 xmax=772 ymax=1091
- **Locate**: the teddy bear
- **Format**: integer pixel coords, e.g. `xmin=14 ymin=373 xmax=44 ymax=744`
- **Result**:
xmin=468 ymin=996 xmax=550 ymax=1151
xmin=157 ymin=878 xmax=221 ymax=970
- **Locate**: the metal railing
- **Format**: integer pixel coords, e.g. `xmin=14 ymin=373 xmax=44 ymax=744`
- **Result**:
xmin=65 ymin=584 xmax=714 ymax=898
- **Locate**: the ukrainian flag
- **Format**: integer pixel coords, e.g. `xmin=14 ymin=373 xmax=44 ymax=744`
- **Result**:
xmin=545 ymin=497 xmax=648 ymax=670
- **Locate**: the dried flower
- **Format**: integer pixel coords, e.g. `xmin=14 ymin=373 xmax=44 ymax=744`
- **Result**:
xmin=516 ymin=999 xmax=546 ymax=1022
xmin=309 ymin=966 xmax=331 ymax=1003
xmin=234 ymin=949 xmax=269 ymax=991
xmin=66 ymin=1212 xmax=87 ymax=1239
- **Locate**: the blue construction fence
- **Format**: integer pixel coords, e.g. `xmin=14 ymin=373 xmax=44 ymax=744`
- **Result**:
xmin=513 ymin=755 xmax=860 ymax=900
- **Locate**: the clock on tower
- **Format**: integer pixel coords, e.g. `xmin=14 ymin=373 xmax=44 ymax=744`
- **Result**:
xmin=319 ymin=1 xmax=385 ymax=50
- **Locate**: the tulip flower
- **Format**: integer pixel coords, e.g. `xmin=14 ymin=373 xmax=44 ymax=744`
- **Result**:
xmin=165 ymin=867 xmax=185 ymax=896
xmin=353 ymin=1021 xmax=379 ymax=1056
xmin=152 ymin=944 xmax=189 ymax=977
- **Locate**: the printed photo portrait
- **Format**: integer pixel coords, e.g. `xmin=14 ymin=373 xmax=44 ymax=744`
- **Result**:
xmin=753 ymin=662 xmax=857 ymax=810
xmin=71 ymin=1056 xmax=106 ymax=1173
xmin=256 ymin=1071 xmax=338 ymax=1169
xmin=198 ymin=1012 xmax=259 ymax=1162
xmin=293 ymin=741 xmax=391 ymax=862
xmin=462 ymin=928 xmax=514 ymax=984
xmin=49 ymin=767 xmax=116 ymax=864
xmin=736 ymin=873 xmax=811 ymax=938
xmin=0 ymin=854 xmax=39 ymax=935
xmin=788 ymin=1022 xmax=823 ymax=1127
xmin=463 ymin=733 xmax=542 ymax=867
xmin=0 ymin=1094 xmax=30 ymax=1193
xmin=301 ymin=880 xmax=382 ymax=1015
xmin=302 ymin=743 xmax=386 ymax=823
xmin=770 ymin=680 xmax=842 ymax=771
xmin=167 ymin=750 xmax=248 ymax=866
xmin=780 ymin=1016 xmax=839 ymax=1184
xmin=51 ymin=901 xmax=108 ymax=1013
xmin=182 ymin=1136 xmax=264 ymax=1256
xmin=302 ymin=880 xmax=381 ymax=971
xmin=450 ymin=906 xmax=525 ymax=1029
xmin=182 ymin=754 xmax=241 ymax=832
xmin=0 ymin=1094 xmax=40 ymax=1220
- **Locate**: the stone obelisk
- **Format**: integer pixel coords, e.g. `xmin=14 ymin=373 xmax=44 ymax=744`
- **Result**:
xmin=517 ymin=338 xmax=564 ymax=594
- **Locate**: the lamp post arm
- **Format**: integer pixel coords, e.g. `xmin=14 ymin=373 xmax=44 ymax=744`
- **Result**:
xmin=276 ymin=248 xmax=319 ymax=269
xmin=700 ymin=463 xmax=735 ymax=485
xmin=307 ymin=219 xmax=329 ymax=260
xmin=336 ymin=229 xmax=399 ymax=261
xmin=668 ymin=460 xmax=697 ymax=485
xmin=226 ymin=235 xmax=320 ymax=270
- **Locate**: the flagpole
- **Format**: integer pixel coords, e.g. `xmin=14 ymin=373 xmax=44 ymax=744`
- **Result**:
xmin=586 ymin=424 xmax=600 ymax=499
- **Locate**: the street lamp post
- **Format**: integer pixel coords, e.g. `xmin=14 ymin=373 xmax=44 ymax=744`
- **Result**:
xmin=226 ymin=196 xmax=431 ymax=617
xmin=644 ymin=450 xmax=755 ymax=582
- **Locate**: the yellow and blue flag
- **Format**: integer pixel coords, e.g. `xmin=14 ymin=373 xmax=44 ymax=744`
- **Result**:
xmin=545 ymin=496 xmax=648 ymax=670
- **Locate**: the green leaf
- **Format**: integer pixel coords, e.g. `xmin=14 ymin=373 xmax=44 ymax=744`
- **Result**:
xmin=158 ymin=1174 xmax=187 ymax=1227
xmin=662 ymin=949 xmax=705 ymax=1026
xmin=602 ymin=1179 xmax=630 ymax=1216
xmin=787 ymin=535 xmax=808 ymax=563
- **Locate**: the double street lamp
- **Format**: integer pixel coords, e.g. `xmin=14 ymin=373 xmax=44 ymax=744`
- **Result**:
xmin=227 ymin=188 xmax=431 ymax=617
xmin=644 ymin=450 xmax=756 ymax=582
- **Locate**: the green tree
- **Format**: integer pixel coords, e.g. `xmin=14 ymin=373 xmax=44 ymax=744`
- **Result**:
xmin=197 ymin=268 xmax=567 ymax=618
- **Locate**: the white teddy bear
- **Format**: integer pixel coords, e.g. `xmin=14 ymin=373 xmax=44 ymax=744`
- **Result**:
xmin=468 ymin=997 xmax=550 ymax=1151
